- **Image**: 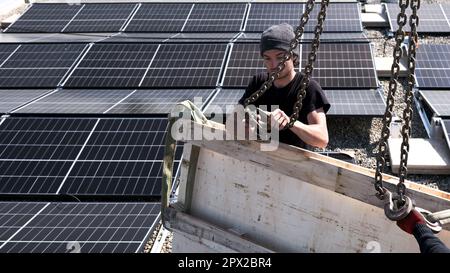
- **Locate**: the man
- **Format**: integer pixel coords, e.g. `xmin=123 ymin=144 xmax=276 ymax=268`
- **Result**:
xmin=397 ymin=209 xmax=450 ymax=253
xmin=238 ymin=23 xmax=330 ymax=149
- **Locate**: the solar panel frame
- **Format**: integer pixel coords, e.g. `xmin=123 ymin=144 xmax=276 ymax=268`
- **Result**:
xmin=106 ymin=89 xmax=214 ymax=114
xmin=64 ymin=43 xmax=159 ymax=88
xmin=443 ymin=119 xmax=450 ymax=151
xmin=182 ymin=3 xmax=246 ymax=32
xmin=0 ymin=43 xmax=87 ymax=88
xmin=62 ymin=3 xmax=138 ymax=33
xmin=0 ymin=202 xmax=160 ymax=253
xmin=0 ymin=89 xmax=54 ymax=114
xmin=140 ymin=43 xmax=228 ymax=88
xmin=168 ymin=33 xmax=238 ymax=43
xmin=5 ymin=3 xmax=83 ymax=33
xmin=385 ymin=3 xmax=450 ymax=33
xmin=419 ymin=90 xmax=450 ymax=117
xmin=124 ymin=3 xmax=193 ymax=32
xmin=415 ymin=44 xmax=450 ymax=89
xmin=15 ymin=89 xmax=135 ymax=114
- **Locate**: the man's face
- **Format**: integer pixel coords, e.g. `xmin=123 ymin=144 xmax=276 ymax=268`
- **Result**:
xmin=262 ymin=49 xmax=295 ymax=78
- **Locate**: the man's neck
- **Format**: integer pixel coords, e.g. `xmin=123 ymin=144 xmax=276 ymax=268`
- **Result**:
xmin=273 ymin=70 xmax=296 ymax=88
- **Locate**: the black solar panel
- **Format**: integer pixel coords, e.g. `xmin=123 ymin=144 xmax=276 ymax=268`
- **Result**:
xmin=0 ymin=43 xmax=86 ymax=88
xmin=416 ymin=44 xmax=450 ymax=89
xmin=106 ymin=89 xmax=213 ymax=114
xmin=16 ymin=89 xmax=135 ymax=114
xmin=5 ymin=4 xmax=82 ymax=32
xmin=64 ymin=43 xmax=159 ymax=88
xmin=124 ymin=3 xmax=192 ymax=32
xmin=63 ymin=3 xmax=137 ymax=32
xmin=60 ymin=118 xmax=181 ymax=197
xmin=324 ymin=89 xmax=385 ymax=116
xmin=0 ymin=202 xmax=159 ymax=253
xmin=386 ymin=3 xmax=450 ymax=33
xmin=0 ymin=202 xmax=47 ymax=242
xmin=222 ymin=43 xmax=300 ymax=88
xmin=301 ymin=32 xmax=368 ymax=43
xmin=183 ymin=3 xmax=246 ymax=32
xmin=419 ymin=90 xmax=450 ymax=117
xmin=141 ymin=43 xmax=227 ymax=88
xmin=245 ymin=3 xmax=303 ymax=32
xmin=0 ymin=117 xmax=97 ymax=194
xmin=301 ymin=43 xmax=378 ymax=89
xmin=0 ymin=44 xmax=20 ymax=64
xmin=0 ymin=89 xmax=53 ymax=114
xmin=306 ymin=3 xmax=362 ymax=32
xmin=205 ymin=89 xmax=244 ymax=115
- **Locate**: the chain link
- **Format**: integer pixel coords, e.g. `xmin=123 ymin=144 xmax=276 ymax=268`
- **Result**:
xmin=244 ymin=0 xmax=329 ymax=130
xmin=374 ymin=0 xmax=420 ymax=201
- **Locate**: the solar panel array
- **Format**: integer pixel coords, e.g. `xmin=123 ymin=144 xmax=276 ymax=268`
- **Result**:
xmin=415 ymin=44 xmax=450 ymax=89
xmin=0 ymin=1 xmax=385 ymax=253
xmin=385 ymin=3 xmax=450 ymax=33
xmin=0 ymin=202 xmax=159 ymax=253
xmin=6 ymin=2 xmax=363 ymax=33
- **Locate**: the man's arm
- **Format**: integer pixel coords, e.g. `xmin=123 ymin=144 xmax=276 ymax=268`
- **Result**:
xmin=272 ymin=108 xmax=328 ymax=148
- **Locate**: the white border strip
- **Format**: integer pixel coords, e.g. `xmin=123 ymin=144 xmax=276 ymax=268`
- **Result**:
xmin=59 ymin=43 xmax=94 ymax=87
xmin=121 ymin=3 xmax=142 ymax=32
xmin=0 ymin=45 xmax=21 ymax=68
xmin=180 ymin=3 xmax=195 ymax=32
xmin=138 ymin=44 xmax=161 ymax=87
xmin=61 ymin=4 xmax=85 ymax=32
xmin=103 ymin=90 xmax=137 ymax=114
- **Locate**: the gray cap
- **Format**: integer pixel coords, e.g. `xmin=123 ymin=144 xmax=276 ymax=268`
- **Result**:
xmin=260 ymin=23 xmax=295 ymax=56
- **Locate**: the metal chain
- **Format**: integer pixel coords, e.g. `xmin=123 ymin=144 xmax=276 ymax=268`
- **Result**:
xmin=244 ymin=0 xmax=329 ymax=129
xmin=288 ymin=0 xmax=329 ymax=128
xmin=397 ymin=0 xmax=420 ymax=202
xmin=374 ymin=0 xmax=420 ymax=202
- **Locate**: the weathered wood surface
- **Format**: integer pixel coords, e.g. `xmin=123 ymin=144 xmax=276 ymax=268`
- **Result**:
xmin=170 ymin=121 xmax=450 ymax=252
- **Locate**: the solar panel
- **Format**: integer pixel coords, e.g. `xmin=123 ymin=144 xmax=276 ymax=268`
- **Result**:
xmin=0 ymin=89 xmax=53 ymax=114
xmin=245 ymin=3 xmax=303 ymax=32
xmin=0 ymin=202 xmax=159 ymax=253
xmin=443 ymin=4 xmax=450 ymax=20
xmin=323 ymin=89 xmax=385 ymax=116
xmin=182 ymin=3 xmax=246 ymax=32
xmin=386 ymin=3 xmax=450 ymax=33
xmin=63 ymin=3 xmax=137 ymax=32
xmin=5 ymin=4 xmax=82 ymax=32
xmin=0 ymin=202 xmax=47 ymax=242
xmin=64 ymin=43 xmax=159 ymax=88
xmin=0 ymin=43 xmax=86 ymax=88
xmin=301 ymin=43 xmax=378 ymax=89
xmin=416 ymin=44 xmax=450 ymax=89
xmin=60 ymin=118 xmax=181 ymax=197
xmin=204 ymin=89 xmax=244 ymax=116
xmin=140 ymin=43 xmax=227 ymax=88
xmin=0 ymin=44 xmax=20 ymax=64
xmin=301 ymin=32 xmax=368 ymax=43
xmin=419 ymin=90 xmax=450 ymax=117
xmin=106 ymin=89 xmax=214 ymax=114
xmin=15 ymin=89 xmax=135 ymax=114
xmin=124 ymin=3 xmax=192 ymax=32
xmin=0 ymin=117 xmax=97 ymax=194
xmin=221 ymin=43 xmax=300 ymax=88
xmin=306 ymin=3 xmax=362 ymax=32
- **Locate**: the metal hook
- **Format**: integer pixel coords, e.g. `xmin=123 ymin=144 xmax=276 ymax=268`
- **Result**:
xmin=383 ymin=190 xmax=414 ymax=221
xmin=415 ymin=207 xmax=442 ymax=234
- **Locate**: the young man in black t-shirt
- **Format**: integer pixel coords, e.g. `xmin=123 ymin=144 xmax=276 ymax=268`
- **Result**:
xmin=238 ymin=23 xmax=330 ymax=149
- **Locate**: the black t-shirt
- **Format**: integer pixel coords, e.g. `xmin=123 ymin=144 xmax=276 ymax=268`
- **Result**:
xmin=238 ymin=72 xmax=330 ymax=148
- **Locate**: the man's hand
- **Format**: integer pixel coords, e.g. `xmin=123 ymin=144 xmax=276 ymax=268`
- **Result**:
xmin=271 ymin=109 xmax=290 ymax=129
xmin=397 ymin=209 xmax=426 ymax=234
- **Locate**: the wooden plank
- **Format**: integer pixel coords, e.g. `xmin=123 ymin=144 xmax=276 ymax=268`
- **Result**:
xmin=389 ymin=138 xmax=450 ymax=174
xmin=166 ymin=208 xmax=274 ymax=253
